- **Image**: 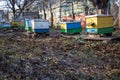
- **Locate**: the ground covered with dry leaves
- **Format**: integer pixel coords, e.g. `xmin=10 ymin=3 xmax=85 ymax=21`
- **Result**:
xmin=0 ymin=29 xmax=120 ymax=80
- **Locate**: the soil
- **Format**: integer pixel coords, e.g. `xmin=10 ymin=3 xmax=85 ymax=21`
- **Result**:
xmin=0 ymin=28 xmax=120 ymax=80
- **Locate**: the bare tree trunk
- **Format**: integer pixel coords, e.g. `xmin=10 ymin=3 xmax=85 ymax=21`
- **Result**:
xmin=84 ymin=0 xmax=89 ymax=15
xmin=13 ymin=9 xmax=16 ymax=20
xmin=6 ymin=0 xmax=35 ymax=20
xmin=72 ymin=2 xmax=75 ymax=20
xmin=85 ymin=6 xmax=89 ymax=15
xmin=42 ymin=2 xmax=46 ymax=20
xmin=59 ymin=0 xmax=62 ymax=21
xmin=11 ymin=0 xmax=16 ymax=20
xmin=119 ymin=4 xmax=120 ymax=28
xmin=49 ymin=2 xmax=53 ymax=27
xmin=6 ymin=10 xmax=9 ymax=21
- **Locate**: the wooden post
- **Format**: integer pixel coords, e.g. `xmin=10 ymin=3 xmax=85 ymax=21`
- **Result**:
xmin=98 ymin=9 xmax=102 ymax=15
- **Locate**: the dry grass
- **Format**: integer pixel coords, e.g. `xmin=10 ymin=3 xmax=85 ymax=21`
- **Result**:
xmin=0 ymin=29 xmax=120 ymax=80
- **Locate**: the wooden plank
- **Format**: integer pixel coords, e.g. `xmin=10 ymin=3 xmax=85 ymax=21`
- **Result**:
xmin=60 ymin=33 xmax=120 ymax=41
xmin=84 ymin=35 xmax=120 ymax=41
xmin=61 ymin=34 xmax=81 ymax=39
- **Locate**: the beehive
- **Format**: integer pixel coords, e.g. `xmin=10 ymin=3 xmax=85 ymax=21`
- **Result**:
xmin=60 ymin=21 xmax=82 ymax=34
xmin=25 ymin=19 xmax=32 ymax=32
xmin=86 ymin=15 xmax=114 ymax=34
xmin=11 ymin=21 xmax=19 ymax=27
xmin=19 ymin=21 xmax=25 ymax=29
xmin=0 ymin=23 xmax=11 ymax=29
xmin=30 ymin=19 xmax=50 ymax=33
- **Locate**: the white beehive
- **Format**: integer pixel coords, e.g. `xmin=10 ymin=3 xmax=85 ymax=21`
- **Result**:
xmin=31 ymin=19 xmax=50 ymax=33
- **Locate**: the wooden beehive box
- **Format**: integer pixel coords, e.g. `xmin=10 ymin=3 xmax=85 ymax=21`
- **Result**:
xmin=60 ymin=21 xmax=82 ymax=34
xmin=1 ymin=23 xmax=11 ymax=29
xmin=86 ymin=15 xmax=114 ymax=34
xmin=19 ymin=21 xmax=25 ymax=29
xmin=25 ymin=19 xmax=32 ymax=32
xmin=11 ymin=21 xmax=19 ymax=27
xmin=31 ymin=19 xmax=50 ymax=33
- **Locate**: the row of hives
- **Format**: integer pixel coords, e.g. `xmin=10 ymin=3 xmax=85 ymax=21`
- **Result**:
xmin=60 ymin=15 xmax=114 ymax=35
xmin=0 ymin=15 xmax=114 ymax=35
xmin=0 ymin=19 xmax=50 ymax=34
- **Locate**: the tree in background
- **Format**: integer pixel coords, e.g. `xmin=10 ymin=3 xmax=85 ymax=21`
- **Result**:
xmin=6 ymin=0 xmax=35 ymax=20
xmin=38 ymin=0 xmax=57 ymax=26
xmin=48 ymin=0 xmax=56 ymax=27
xmin=89 ymin=0 xmax=109 ymax=14
xmin=38 ymin=0 xmax=51 ymax=20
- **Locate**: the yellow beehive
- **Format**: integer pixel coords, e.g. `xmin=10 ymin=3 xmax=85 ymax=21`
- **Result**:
xmin=60 ymin=23 xmax=67 ymax=29
xmin=86 ymin=15 xmax=114 ymax=28
xmin=12 ymin=21 xmax=19 ymax=27
xmin=20 ymin=22 xmax=25 ymax=26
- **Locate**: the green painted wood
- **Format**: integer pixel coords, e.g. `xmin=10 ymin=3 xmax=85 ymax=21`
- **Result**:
xmin=97 ymin=27 xmax=114 ymax=34
xmin=28 ymin=27 xmax=32 ymax=32
xmin=86 ymin=27 xmax=114 ymax=34
xmin=26 ymin=27 xmax=32 ymax=32
xmin=0 ymin=27 xmax=11 ymax=29
xmin=19 ymin=26 xmax=25 ymax=29
xmin=61 ymin=28 xmax=82 ymax=34
xmin=4 ymin=27 xmax=11 ymax=29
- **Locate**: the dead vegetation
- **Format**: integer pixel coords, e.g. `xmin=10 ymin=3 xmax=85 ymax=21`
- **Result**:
xmin=0 ymin=29 xmax=120 ymax=80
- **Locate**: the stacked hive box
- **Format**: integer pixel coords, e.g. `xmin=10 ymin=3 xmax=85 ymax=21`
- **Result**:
xmin=86 ymin=15 xmax=114 ymax=34
xmin=30 ymin=19 xmax=50 ymax=33
xmin=60 ymin=21 xmax=82 ymax=34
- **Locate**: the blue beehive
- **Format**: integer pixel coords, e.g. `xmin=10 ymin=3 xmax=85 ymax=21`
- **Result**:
xmin=60 ymin=21 xmax=82 ymax=34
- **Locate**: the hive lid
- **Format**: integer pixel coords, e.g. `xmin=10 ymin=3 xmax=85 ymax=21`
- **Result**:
xmin=31 ymin=19 xmax=49 ymax=22
xmin=85 ymin=14 xmax=113 ymax=18
xmin=59 ymin=21 xmax=80 ymax=24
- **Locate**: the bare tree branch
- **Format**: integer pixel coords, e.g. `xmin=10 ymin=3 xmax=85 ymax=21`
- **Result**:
xmin=6 ymin=0 xmax=36 ymax=20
